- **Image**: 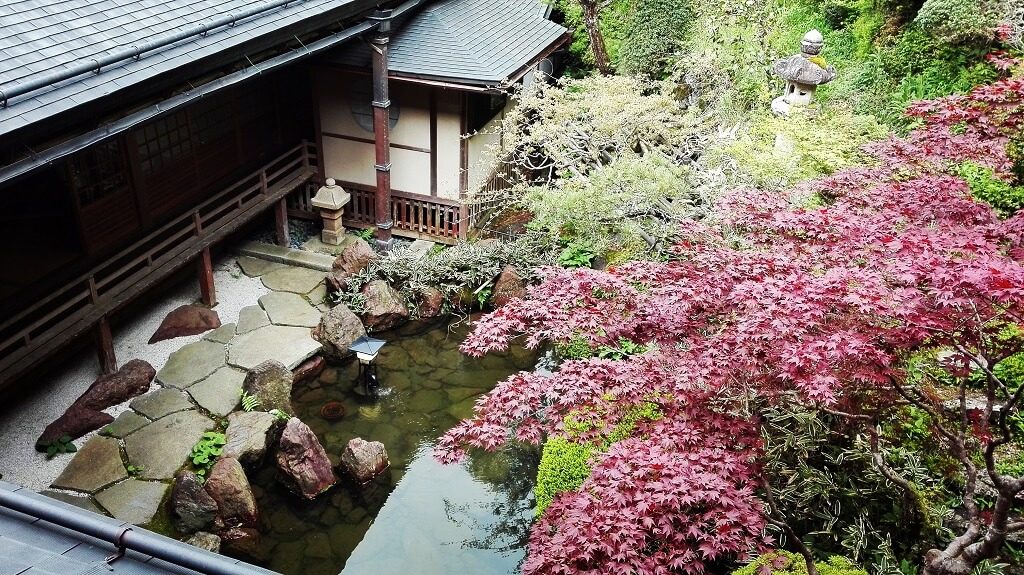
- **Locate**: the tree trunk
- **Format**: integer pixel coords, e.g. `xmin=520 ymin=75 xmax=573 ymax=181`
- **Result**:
xmin=579 ymin=0 xmax=612 ymax=75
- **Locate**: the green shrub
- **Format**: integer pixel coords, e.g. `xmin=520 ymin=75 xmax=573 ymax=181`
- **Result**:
xmin=959 ymin=162 xmax=1024 ymax=218
xmin=618 ymin=0 xmax=693 ymax=77
xmin=190 ymin=431 xmax=226 ymax=479
xmin=915 ymin=0 xmax=999 ymax=45
xmin=732 ymin=551 xmax=869 ymax=575
xmin=535 ymin=437 xmax=594 ymax=516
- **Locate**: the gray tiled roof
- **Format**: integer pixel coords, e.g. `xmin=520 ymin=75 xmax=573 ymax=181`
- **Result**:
xmin=0 ymin=482 xmax=278 ymax=575
xmin=331 ymin=0 xmax=567 ymax=86
xmin=0 ymin=0 xmax=370 ymax=137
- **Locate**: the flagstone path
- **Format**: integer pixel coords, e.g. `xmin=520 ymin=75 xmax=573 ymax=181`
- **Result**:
xmin=47 ymin=257 xmax=329 ymax=527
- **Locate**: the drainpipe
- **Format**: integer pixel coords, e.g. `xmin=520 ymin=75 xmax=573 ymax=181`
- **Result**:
xmin=369 ymin=9 xmax=394 ymax=248
xmin=0 ymin=484 xmax=267 ymax=575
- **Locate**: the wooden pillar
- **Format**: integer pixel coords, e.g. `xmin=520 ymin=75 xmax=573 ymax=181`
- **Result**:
xmin=371 ymin=10 xmax=394 ymax=247
xmin=96 ymin=316 xmax=116 ymax=375
xmin=275 ymin=197 xmax=289 ymax=247
xmin=198 ymin=246 xmax=216 ymax=307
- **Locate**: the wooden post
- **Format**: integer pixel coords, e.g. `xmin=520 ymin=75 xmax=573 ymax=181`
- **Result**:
xmin=198 ymin=246 xmax=216 ymax=307
xmin=275 ymin=197 xmax=290 ymax=246
xmin=371 ymin=10 xmax=394 ymax=247
xmin=96 ymin=316 xmax=116 ymax=375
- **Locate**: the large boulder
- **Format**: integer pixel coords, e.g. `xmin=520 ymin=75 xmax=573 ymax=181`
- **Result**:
xmin=223 ymin=411 xmax=277 ymax=468
xmin=37 ymin=359 xmax=156 ymax=450
xmin=171 ymin=470 xmax=219 ymax=534
xmin=275 ymin=418 xmax=336 ymax=499
xmin=332 ymin=238 xmax=376 ymax=275
xmin=241 ymin=360 xmax=293 ymax=414
xmin=219 ymin=527 xmax=263 ymax=561
xmin=360 ymin=280 xmax=409 ymax=332
xmin=184 ymin=532 xmax=221 ymax=553
xmin=204 ymin=457 xmax=259 ymax=528
xmin=149 ymin=305 xmax=221 ymax=344
xmin=311 ymin=305 xmax=366 ymax=360
xmin=339 ymin=437 xmax=389 ymax=484
xmin=416 ymin=286 xmax=445 ymax=319
xmin=492 ymin=265 xmax=527 ymax=308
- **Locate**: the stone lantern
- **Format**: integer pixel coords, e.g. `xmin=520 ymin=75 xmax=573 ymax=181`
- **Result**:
xmin=771 ymin=29 xmax=837 ymax=117
xmin=311 ymin=178 xmax=351 ymax=245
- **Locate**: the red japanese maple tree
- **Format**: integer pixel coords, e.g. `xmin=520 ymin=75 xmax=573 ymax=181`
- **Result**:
xmin=438 ymin=74 xmax=1024 ymax=575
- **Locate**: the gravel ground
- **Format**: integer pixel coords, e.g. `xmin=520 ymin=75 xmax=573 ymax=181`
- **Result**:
xmin=0 ymin=255 xmax=269 ymax=492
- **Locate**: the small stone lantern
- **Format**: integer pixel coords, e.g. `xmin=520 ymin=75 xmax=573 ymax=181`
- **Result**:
xmin=311 ymin=178 xmax=351 ymax=245
xmin=771 ymin=30 xmax=837 ymax=117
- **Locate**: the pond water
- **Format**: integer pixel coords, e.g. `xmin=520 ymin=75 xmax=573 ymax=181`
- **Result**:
xmin=240 ymin=321 xmax=540 ymax=575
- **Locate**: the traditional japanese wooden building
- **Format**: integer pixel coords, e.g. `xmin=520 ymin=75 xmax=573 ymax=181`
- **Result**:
xmin=0 ymin=0 xmax=568 ymax=389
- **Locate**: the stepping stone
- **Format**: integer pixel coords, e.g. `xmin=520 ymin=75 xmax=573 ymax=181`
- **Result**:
xmin=259 ymin=292 xmax=320 ymax=328
xmin=301 ymin=235 xmax=358 ymax=257
xmin=189 ymin=366 xmax=246 ymax=417
xmin=130 ymin=388 xmax=193 ymax=420
xmin=51 ymin=436 xmax=126 ymax=493
xmin=228 ymin=325 xmax=321 ymax=370
xmin=39 ymin=490 xmax=106 ymax=515
xmin=156 ymin=340 xmax=226 ymax=389
xmin=125 ymin=410 xmax=215 ymax=480
xmin=305 ymin=283 xmax=328 ymax=307
xmin=261 ymin=266 xmax=325 ymax=294
xmin=203 ymin=323 xmax=237 ymax=344
xmin=95 ymin=479 xmax=169 ymax=525
xmin=237 ymin=241 xmax=336 ymax=272
xmin=236 ymin=305 xmax=271 ymax=335
xmin=236 ymin=256 xmax=286 ymax=277
xmin=102 ymin=411 xmax=150 ymax=438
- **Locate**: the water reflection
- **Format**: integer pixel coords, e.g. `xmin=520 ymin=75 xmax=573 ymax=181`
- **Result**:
xmin=242 ymin=322 xmax=539 ymax=575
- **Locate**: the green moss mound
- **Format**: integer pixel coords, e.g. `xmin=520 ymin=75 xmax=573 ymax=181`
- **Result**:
xmin=534 ymin=437 xmax=593 ymax=517
xmin=732 ymin=551 xmax=869 ymax=575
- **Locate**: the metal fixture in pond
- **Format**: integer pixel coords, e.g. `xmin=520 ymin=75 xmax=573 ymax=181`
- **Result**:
xmin=349 ymin=335 xmax=386 ymax=395
xmin=320 ymin=401 xmax=347 ymax=421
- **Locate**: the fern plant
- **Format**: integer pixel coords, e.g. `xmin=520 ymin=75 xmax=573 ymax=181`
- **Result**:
xmin=240 ymin=389 xmax=261 ymax=412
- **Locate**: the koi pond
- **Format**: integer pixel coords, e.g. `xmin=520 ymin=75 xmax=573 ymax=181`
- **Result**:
xmin=238 ymin=321 xmax=540 ymax=575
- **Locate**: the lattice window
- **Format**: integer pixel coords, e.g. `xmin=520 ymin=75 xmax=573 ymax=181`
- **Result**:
xmin=137 ymin=110 xmax=193 ymax=174
xmin=67 ymin=139 xmax=129 ymax=207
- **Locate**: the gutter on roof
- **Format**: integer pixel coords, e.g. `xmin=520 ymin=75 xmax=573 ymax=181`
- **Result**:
xmin=1 ymin=0 xmax=313 ymax=108
xmin=0 ymin=0 xmax=428 ymax=186
xmin=0 ymin=483 xmax=269 ymax=575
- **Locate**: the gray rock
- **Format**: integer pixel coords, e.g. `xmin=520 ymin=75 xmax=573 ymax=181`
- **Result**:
xmin=130 ymin=388 xmax=194 ymax=420
xmin=339 ymin=437 xmax=389 ymax=484
xmin=203 ymin=323 xmax=237 ymax=344
xmin=94 ymin=479 xmax=169 ymax=525
xmin=259 ymin=292 xmax=321 ymax=328
xmin=235 ymin=306 xmax=271 ymax=335
xmin=51 ymin=436 xmax=126 ymax=493
xmin=102 ymin=411 xmax=150 ymax=438
xmin=157 ymin=340 xmax=226 ymax=389
xmin=184 ymin=531 xmax=221 ymax=553
xmin=311 ymin=304 xmax=366 ymax=361
xmin=205 ymin=457 xmax=259 ymax=528
xmin=125 ymin=410 xmax=215 ymax=480
xmin=360 ymin=280 xmax=409 ymax=332
xmin=223 ymin=411 xmax=277 ymax=467
xmin=261 ymin=266 xmax=325 ymax=294
xmin=188 ymin=367 xmax=246 ymax=417
xmin=236 ymin=256 xmax=286 ymax=277
xmin=241 ymin=361 xmax=293 ymax=414
xmin=276 ymin=418 xmax=336 ymax=499
xmin=227 ymin=325 xmax=321 ymax=370
xmin=171 ymin=470 xmax=218 ymax=534
xmin=39 ymin=490 xmax=106 ymax=515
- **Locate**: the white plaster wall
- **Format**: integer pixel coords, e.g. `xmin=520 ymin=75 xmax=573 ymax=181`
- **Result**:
xmin=467 ymin=98 xmax=514 ymax=191
xmin=436 ymin=91 xmax=462 ymax=200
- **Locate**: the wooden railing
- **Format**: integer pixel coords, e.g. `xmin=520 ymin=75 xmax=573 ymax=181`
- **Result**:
xmin=0 ymin=141 xmax=318 ymax=388
xmin=466 ymin=159 xmax=523 ymax=241
xmin=288 ymin=181 xmax=464 ymax=244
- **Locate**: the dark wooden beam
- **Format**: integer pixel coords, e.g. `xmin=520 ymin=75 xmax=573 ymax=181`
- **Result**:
xmin=430 ymin=89 xmax=438 ymax=197
xmin=275 ymin=197 xmax=290 ymax=247
xmin=95 ymin=315 xmax=116 ymax=375
xmin=371 ymin=10 xmax=394 ymax=246
xmin=197 ymin=246 xmax=216 ymax=307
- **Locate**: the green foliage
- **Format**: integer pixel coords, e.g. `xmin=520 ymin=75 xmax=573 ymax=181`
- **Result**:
xmin=618 ymin=0 xmax=693 ymax=77
xmin=475 ymin=287 xmax=492 ymax=309
xmin=915 ymin=0 xmax=1000 ymax=45
xmin=556 ymin=334 xmax=596 ymax=360
xmin=732 ymin=552 xmax=869 ymax=575
xmin=959 ymin=162 xmax=1024 ymax=217
xmin=240 ymin=389 xmax=261 ymax=412
xmin=718 ymin=110 xmax=887 ymax=189
xmin=354 ymin=228 xmax=375 ymax=241
xmin=555 ymin=0 xmax=631 ymax=75
xmin=557 ymin=242 xmax=597 ymax=268
xmin=268 ymin=408 xmax=290 ymax=422
xmin=44 ymin=435 xmax=77 ymax=459
xmin=190 ymin=431 xmax=226 ymax=479
xmin=126 ymin=464 xmax=144 ymax=477
xmin=534 ymin=436 xmax=594 ymax=516
xmin=595 ymin=337 xmax=651 ymax=360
